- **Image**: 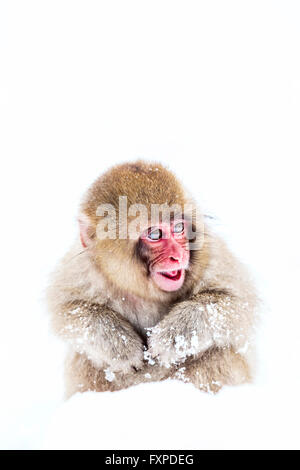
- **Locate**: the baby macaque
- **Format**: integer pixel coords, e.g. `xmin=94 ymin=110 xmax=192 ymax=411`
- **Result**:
xmin=47 ymin=161 xmax=258 ymax=397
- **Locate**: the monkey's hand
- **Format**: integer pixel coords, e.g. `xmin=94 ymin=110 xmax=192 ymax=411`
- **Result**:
xmin=58 ymin=303 xmax=145 ymax=374
xmin=147 ymin=290 xmax=255 ymax=367
xmin=147 ymin=301 xmax=213 ymax=368
xmin=91 ymin=309 xmax=146 ymax=374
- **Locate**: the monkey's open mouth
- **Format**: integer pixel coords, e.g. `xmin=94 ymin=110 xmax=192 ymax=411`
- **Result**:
xmin=152 ymin=268 xmax=185 ymax=292
xmin=159 ymin=270 xmax=182 ymax=281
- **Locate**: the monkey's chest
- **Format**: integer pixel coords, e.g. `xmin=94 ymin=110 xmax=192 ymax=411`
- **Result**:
xmin=108 ymin=297 xmax=167 ymax=336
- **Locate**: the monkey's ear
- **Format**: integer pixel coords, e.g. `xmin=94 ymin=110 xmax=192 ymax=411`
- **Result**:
xmin=78 ymin=214 xmax=93 ymax=248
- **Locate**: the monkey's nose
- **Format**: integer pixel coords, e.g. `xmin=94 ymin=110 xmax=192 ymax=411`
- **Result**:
xmin=170 ymin=255 xmax=181 ymax=262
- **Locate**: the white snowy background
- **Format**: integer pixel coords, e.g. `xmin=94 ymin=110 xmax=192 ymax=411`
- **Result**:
xmin=0 ymin=1 xmax=300 ymax=450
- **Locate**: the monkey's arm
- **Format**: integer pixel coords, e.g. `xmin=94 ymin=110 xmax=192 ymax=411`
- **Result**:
xmin=52 ymin=302 xmax=145 ymax=373
xmin=148 ymin=290 xmax=255 ymax=367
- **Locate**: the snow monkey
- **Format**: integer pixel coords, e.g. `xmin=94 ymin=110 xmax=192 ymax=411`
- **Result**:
xmin=47 ymin=161 xmax=258 ymax=398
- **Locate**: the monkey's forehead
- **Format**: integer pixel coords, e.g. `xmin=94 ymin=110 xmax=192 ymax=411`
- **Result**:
xmin=81 ymin=161 xmax=189 ymax=216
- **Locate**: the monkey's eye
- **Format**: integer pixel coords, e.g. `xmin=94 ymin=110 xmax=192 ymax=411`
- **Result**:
xmin=147 ymin=228 xmax=163 ymax=241
xmin=173 ymin=222 xmax=184 ymax=234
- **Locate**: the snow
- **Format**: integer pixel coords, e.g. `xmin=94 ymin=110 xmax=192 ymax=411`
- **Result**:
xmin=104 ymin=369 xmax=116 ymax=383
xmin=1 ymin=0 xmax=300 ymax=450
xmin=44 ymin=382 xmax=300 ymax=450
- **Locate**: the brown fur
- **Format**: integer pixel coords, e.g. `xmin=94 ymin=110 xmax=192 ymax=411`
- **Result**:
xmin=47 ymin=161 xmax=258 ymax=398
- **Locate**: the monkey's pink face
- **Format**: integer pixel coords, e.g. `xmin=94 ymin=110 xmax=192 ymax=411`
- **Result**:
xmin=140 ymin=221 xmax=190 ymax=292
